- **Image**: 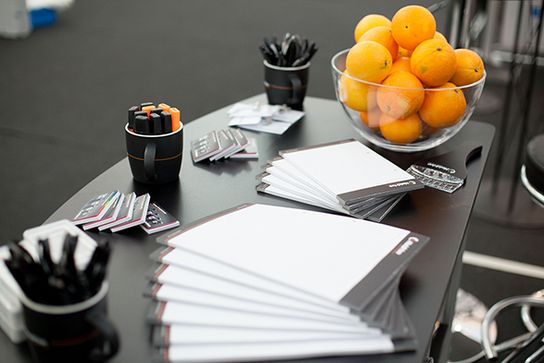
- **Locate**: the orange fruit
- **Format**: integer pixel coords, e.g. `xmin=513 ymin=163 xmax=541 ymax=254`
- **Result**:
xmin=360 ymin=108 xmax=382 ymax=129
xmin=390 ymin=56 xmax=411 ymax=73
xmin=360 ymin=26 xmax=398 ymax=59
xmin=380 ymin=113 xmax=422 ymax=144
xmin=346 ymin=41 xmax=393 ymax=83
xmin=398 ymin=46 xmax=412 ymax=57
xmin=339 ymin=72 xmax=378 ymax=111
xmin=419 ymin=82 xmax=467 ymax=128
xmin=377 ymin=71 xmax=424 ymax=119
xmin=450 ymin=48 xmax=485 ymax=86
xmin=422 ymin=124 xmax=440 ymax=137
xmin=434 ymin=32 xmax=448 ymax=42
xmin=391 ymin=5 xmax=436 ymax=51
xmin=410 ymin=39 xmax=457 ymax=87
xmin=354 ymin=14 xmax=391 ymax=42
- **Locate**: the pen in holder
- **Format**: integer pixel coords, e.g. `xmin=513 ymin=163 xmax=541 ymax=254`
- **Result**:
xmin=260 ymin=33 xmax=318 ymax=110
xmin=6 ymin=236 xmax=119 ymax=363
xmin=125 ymin=102 xmax=184 ymax=184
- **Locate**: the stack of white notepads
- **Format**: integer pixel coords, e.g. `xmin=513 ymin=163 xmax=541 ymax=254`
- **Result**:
xmin=145 ymin=204 xmax=429 ymax=362
xmin=257 ymin=139 xmax=424 ymax=221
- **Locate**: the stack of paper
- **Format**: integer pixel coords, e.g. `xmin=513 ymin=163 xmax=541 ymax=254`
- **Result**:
xmin=257 ymin=139 xmax=423 ymax=222
xmin=145 ymin=204 xmax=429 ymax=362
xmin=227 ymin=102 xmax=304 ymax=135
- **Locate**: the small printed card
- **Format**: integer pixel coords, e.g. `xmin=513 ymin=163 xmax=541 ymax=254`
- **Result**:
xmin=190 ymin=129 xmax=257 ymax=163
xmin=141 ymin=203 xmax=180 ymax=235
xmin=110 ymin=194 xmax=151 ymax=233
xmin=99 ymin=192 xmax=136 ymax=231
xmin=72 ymin=191 xmax=120 ymax=225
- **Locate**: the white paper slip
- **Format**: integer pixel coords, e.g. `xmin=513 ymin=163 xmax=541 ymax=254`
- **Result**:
xmin=82 ymin=193 xmax=124 ymax=230
xmin=258 ymin=172 xmax=346 ymax=213
xmin=161 ymin=204 xmax=428 ymax=310
xmin=110 ymin=193 xmax=150 ymax=232
xmin=151 ymin=264 xmax=353 ymax=319
xmin=228 ymin=116 xmax=262 ymax=126
xmin=280 ymin=139 xmax=423 ymax=204
xmin=148 ymin=283 xmax=361 ymax=325
xmin=257 ymin=179 xmax=345 ymax=214
xmin=153 ymin=324 xmax=385 ymax=346
xmin=236 ymin=119 xmax=294 ymax=135
xmin=151 ymin=300 xmax=376 ymax=334
xmin=268 ymin=158 xmax=338 ymax=204
xmin=271 ymin=108 xmax=305 ymax=124
xmin=155 ymin=338 xmax=395 ymax=363
xmin=98 ymin=192 xmax=136 ymax=231
xmin=150 ymin=248 xmax=357 ymax=320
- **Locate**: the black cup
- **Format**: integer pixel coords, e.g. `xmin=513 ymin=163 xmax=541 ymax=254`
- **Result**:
xmin=21 ymin=283 xmax=119 ymax=363
xmin=125 ymin=123 xmax=183 ymax=184
xmin=263 ymin=60 xmax=310 ymax=110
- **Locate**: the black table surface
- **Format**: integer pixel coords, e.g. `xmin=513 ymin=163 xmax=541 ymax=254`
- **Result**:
xmin=2 ymin=95 xmax=494 ymax=363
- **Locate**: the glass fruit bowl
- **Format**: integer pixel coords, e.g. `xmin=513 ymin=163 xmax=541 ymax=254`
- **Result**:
xmin=331 ymin=49 xmax=486 ymax=152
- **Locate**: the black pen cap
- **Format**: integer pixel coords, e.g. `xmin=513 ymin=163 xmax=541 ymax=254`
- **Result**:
xmin=161 ymin=111 xmax=172 ymax=133
xmin=151 ymin=108 xmax=163 ymax=115
xmin=134 ymin=111 xmax=148 ymax=120
xmin=150 ymin=113 xmax=162 ymax=135
xmin=140 ymin=102 xmax=154 ymax=109
xmin=134 ymin=115 xmax=150 ymax=135
xmin=128 ymin=106 xmax=139 ymax=128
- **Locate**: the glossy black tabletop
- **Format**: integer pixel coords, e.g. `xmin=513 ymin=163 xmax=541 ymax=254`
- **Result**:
xmin=2 ymin=95 xmax=494 ymax=363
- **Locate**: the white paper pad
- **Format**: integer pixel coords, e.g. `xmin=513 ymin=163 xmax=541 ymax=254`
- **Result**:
xmin=280 ymin=140 xmax=417 ymax=201
xmin=164 ymin=204 xmax=409 ymax=303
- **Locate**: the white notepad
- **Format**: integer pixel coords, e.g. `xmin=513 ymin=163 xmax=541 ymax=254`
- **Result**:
xmin=149 ymin=204 xmax=429 ymax=361
xmin=163 ymin=204 xmax=412 ymax=303
xmin=161 ymin=204 xmax=427 ymax=309
xmin=279 ymin=140 xmax=421 ymax=205
xmin=157 ymin=338 xmax=395 ymax=363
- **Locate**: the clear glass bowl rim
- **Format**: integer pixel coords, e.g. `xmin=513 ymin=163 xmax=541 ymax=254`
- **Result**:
xmin=331 ymin=48 xmax=487 ymax=92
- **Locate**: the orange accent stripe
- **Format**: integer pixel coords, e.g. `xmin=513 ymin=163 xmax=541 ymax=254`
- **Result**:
xmin=263 ymin=82 xmax=308 ymax=90
xmin=50 ymin=330 xmax=100 ymax=347
xmin=127 ymin=152 xmax=181 ymax=162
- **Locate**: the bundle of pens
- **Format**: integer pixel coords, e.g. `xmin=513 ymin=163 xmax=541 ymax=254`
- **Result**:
xmin=128 ymin=102 xmax=182 ymax=135
xmin=259 ymin=33 xmax=318 ymax=67
xmin=5 ymin=235 xmax=111 ymax=305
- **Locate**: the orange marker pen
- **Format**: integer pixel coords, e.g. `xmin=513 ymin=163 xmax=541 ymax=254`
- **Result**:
xmin=142 ymin=105 xmax=155 ymax=117
xmin=158 ymin=103 xmax=171 ymax=111
xmin=170 ymin=107 xmax=181 ymax=131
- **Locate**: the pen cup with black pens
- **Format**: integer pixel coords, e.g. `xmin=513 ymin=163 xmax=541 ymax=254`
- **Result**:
xmin=260 ymin=33 xmax=318 ymax=110
xmin=6 ymin=232 xmax=118 ymax=363
xmin=21 ymin=282 xmax=118 ymax=363
xmin=125 ymin=102 xmax=184 ymax=184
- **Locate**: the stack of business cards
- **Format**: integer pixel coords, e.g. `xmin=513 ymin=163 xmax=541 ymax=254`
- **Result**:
xmin=145 ymin=204 xmax=429 ymax=362
xmin=227 ymin=102 xmax=304 ymax=135
xmin=191 ymin=129 xmax=258 ymax=163
xmin=257 ymin=139 xmax=423 ymax=222
xmin=72 ymin=193 xmax=179 ymax=234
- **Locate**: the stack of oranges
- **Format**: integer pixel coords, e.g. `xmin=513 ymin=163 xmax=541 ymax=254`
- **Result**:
xmin=340 ymin=5 xmax=485 ymax=144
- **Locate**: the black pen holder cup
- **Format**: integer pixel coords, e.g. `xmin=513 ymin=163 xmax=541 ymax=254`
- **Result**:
xmin=263 ymin=60 xmax=310 ymax=111
xmin=125 ymin=123 xmax=183 ymax=184
xmin=21 ymin=282 xmax=119 ymax=363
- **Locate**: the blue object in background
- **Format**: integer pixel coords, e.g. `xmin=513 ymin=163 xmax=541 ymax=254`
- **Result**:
xmin=30 ymin=8 xmax=57 ymax=29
